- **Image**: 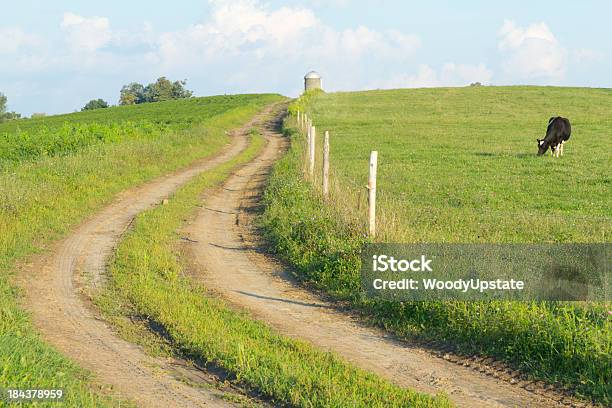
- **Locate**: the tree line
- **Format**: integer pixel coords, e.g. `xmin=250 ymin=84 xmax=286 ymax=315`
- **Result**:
xmin=0 ymin=77 xmax=193 ymax=121
xmin=86 ymin=76 xmax=193 ymax=110
xmin=85 ymin=76 xmax=193 ymax=110
xmin=118 ymin=77 xmax=193 ymax=106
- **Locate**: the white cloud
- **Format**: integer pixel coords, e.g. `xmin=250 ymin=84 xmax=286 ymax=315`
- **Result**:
xmin=339 ymin=26 xmax=383 ymax=58
xmin=208 ymin=0 xmax=318 ymax=45
xmin=330 ymin=26 xmax=420 ymax=60
xmin=573 ymin=48 xmax=604 ymax=63
xmin=497 ymin=20 xmax=567 ymax=80
xmin=61 ymin=12 xmax=112 ymax=52
xmin=0 ymin=27 xmax=42 ymax=54
xmin=440 ymin=63 xmax=492 ymax=85
xmin=158 ymin=0 xmax=319 ymax=64
xmin=0 ymin=16 xmax=157 ymax=79
xmin=368 ymin=63 xmax=492 ymax=89
xmin=157 ymin=0 xmax=420 ymax=68
xmin=387 ymin=29 xmax=421 ymax=54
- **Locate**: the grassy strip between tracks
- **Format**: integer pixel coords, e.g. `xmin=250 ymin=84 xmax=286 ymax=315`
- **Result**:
xmin=98 ymin=131 xmax=452 ymax=408
xmin=258 ymin=108 xmax=611 ymax=405
xmin=1 ymin=95 xmax=280 ymax=407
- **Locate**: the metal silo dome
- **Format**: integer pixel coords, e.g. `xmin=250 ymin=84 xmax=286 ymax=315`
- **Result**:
xmin=304 ymin=71 xmax=321 ymax=79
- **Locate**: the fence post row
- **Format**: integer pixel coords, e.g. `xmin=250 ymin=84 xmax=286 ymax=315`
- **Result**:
xmin=298 ymin=111 xmax=378 ymax=238
xmin=368 ymin=151 xmax=378 ymax=238
xmin=322 ymin=131 xmax=330 ymax=199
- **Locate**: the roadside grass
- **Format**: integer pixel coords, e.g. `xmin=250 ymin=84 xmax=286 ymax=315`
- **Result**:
xmin=260 ymin=87 xmax=611 ymax=404
xmin=0 ymin=94 xmax=281 ymax=406
xmin=99 ymin=131 xmax=452 ymax=408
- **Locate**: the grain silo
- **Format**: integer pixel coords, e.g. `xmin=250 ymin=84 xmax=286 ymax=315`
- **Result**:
xmin=304 ymin=71 xmax=322 ymax=91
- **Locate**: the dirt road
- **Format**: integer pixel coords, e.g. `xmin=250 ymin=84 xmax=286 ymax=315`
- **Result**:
xmin=184 ymin=110 xmax=581 ymax=408
xmin=20 ymin=105 xmax=279 ymax=408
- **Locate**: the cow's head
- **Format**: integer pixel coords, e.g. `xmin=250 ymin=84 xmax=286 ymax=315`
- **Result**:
xmin=536 ymin=138 xmax=547 ymax=156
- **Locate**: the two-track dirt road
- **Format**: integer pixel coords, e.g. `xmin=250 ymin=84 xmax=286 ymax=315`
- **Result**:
xmin=20 ymin=103 xmax=587 ymax=407
xmin=19 ymin=105 xmax=282 ymax=407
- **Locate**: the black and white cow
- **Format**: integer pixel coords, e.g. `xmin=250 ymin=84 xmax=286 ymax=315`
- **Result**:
xmin=537 ymin=117 xmax=571 ymax=157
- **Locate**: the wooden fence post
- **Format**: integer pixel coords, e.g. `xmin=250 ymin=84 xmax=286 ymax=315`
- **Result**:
xmin=306 ymin=121 xmax=311 ymax=166
xmin=297 ymin=110 xmax=300 ymax=126
xmin=323 ymin=131 xmax=330 ymax=199
xmin=368 ymin=151 xmax=378 ymax=238
xmin=309 ymin=125 xmax=316 ymax=177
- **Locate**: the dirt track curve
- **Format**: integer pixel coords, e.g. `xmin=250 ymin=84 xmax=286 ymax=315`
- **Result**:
xmin=184 ymin=108 xmax=584 ymax=408
xmin=20 ymin=105 xmax=280 ymax=407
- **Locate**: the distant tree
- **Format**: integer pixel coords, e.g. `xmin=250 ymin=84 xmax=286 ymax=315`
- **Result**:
xmin=171 ymin=79 xmax=193 ymax=100
xmin=0 ymin=92 xmax=21 ymax=122
xmin=31 ymin=113 xmax=46 ymax=118
xmin=119 ymin=77 xmax=193 ymax=105
xmin=143 ymin=77 xmax=193 ymax=103
xmin=119 ymin=82 xmax=146 ymax=105
xmin=0 ymin=93 xmax=6 ymax=115
xmin=3 ymin=111 xmax=21 ymax=121
xmin=82 ymin=98 xmax=109 ymax=111
xmin=470 ymin=82 xmax=482 ymax=87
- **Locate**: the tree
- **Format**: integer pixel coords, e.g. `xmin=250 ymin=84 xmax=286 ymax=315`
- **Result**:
xmin=119 ymin=77 xmax=193 ymax=105
xmin=0 ymin=92 xmax=21 ymax=122
xmin=119 ymin=82 xmax=146 ymax=105
xmin=0 ymin=93 xmax=6 ymax=115
xmin=143 ymin=77 xmax=193 ymax=103
xmin=171 ymin=79 xmax=193 ymax=100
xmin=82 ymin=98 xmax=109 ymax=111
xmin=3 ymin=111 xmax=21 ymax=121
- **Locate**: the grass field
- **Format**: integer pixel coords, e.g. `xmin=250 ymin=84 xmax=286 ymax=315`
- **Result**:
xmin=261 ymin=86 xmax=611 ymax=403
xmin=301 ymin=86 xmax=610 ymax=243
xmin=0 ymin=94 xmax=281 ymax=406
xmin=99 ymin=128 xmax=450 ymax=408
xmin=0 ymin=95 xmax=251 ymax=133
xmin=0 ymin=95 xmax=278 ymax=163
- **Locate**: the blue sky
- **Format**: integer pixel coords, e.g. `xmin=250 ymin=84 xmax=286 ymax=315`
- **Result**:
xmin=1 ymin=0 xmax=609 ymax=115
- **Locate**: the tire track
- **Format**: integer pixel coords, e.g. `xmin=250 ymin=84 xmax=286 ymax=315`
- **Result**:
xmin=19 ymin=105 xmax=278 ymax=408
